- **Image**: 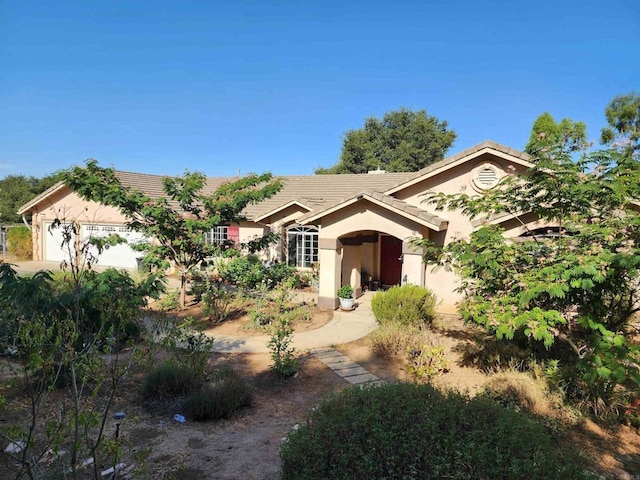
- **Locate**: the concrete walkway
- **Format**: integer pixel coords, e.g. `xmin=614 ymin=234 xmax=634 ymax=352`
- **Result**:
xmin=208 ymin=291 xmax=379 ymax=353
xmin=311 ymin=348 xmax=385 ymax=386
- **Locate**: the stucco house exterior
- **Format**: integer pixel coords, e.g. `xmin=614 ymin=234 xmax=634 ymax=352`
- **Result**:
xmin=18 ymin=141 xmax=543 ymax=313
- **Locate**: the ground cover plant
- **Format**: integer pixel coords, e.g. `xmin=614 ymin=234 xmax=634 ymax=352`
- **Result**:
xmin=280 ymin=382 xmax=588 ymax=480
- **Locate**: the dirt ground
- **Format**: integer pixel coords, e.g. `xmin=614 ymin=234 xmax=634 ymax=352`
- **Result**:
xmin=3 ymin=306 xmax=640 ymax=479
xmin=117 ymin=311 xmax=640 ymax=480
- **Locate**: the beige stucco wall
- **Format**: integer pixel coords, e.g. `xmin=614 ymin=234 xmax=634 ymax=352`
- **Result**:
xmin=237 ymin=221 xmax=270 ymax=260
xmin=318 ymin=239 xmax=342 ymax=309
xmin=361 ymin=241 xmax=378 ymax=282
xmin=319 ymin=201 xmax=424 ymax=242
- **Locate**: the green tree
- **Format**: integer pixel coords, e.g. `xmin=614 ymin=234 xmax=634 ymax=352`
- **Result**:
xmin=64 ymin=161 xmax=282 ymax=307
xmin=0 ymin=173 xmax=61 ymax=224
xmin=316 ymin=107 xmax=456 ymax=174
xmin=601 ymin=92 xmax=640 ymax=153
xmin=524 ymin=112 xmax=587 ymax=156
xmin=421 ymin=127 xmax=640 ymax=410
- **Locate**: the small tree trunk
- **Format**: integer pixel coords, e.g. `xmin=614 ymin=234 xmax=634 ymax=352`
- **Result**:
xmin=180 ymin=273 xmax=187 ymax=308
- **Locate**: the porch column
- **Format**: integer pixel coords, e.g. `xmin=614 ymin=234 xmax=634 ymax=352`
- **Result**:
xmin=342 ymin=244 xmax=362 ymax=298
xmin=318 ymin=238 xmax=342 ymax=309
xmin=402 ymin=240 xmax=424 ymax=286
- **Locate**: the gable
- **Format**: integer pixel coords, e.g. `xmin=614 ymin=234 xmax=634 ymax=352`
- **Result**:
xmin=393 ymin=152 xmax=531 ymax=208
xmin=385 ymin=141 xmax=533 ymax=199
xmin=19 ymin=183 xmax=129 ymax=224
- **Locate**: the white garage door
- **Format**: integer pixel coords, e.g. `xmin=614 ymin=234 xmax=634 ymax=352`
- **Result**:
xmin=81 ymin=225 xmax=149 ymax=269
xmin=44 ymin=222 xmax=76 ymax=263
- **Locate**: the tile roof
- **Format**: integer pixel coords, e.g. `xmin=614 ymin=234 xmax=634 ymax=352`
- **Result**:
xmin=242 ymin=172 xmax=412 ymax=220
xmin=18 ymin=141 xmax=529 ymax=225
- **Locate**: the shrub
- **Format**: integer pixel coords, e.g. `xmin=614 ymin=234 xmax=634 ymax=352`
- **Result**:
xmin=183 ymin=369 xmax=252 ymax=421
xmin=280 ymin=383 xmax=588 ymax=480
xmin=370 ymin=322 xmax=421 ymax=358
xmin=460 ymin=336 xmax=533 ymax=373
xmin=202 ymin=281 xmax=233 ymax=323
xmin=143 ymin=361 xmax=199 ymax=399
xmin=371 ymin=284 xmax=436 ymax=326
xmin=483 ymin=369 xmax=578 ymax=423
xmin=161 ymin=317 xmax=216 ymax=378
xmin=268 ymin=317 xmax=297 ymax=377
xmin=157 ymin=290 xmax=180 ymax=312
xmin=6 ymin=226 xmax=32 ymax=259
xmin=223 ymin=255 xmax=266 ymax=289
xmin=405 ymin=342 xmax=449 ymax=382
xmin=264 ymin=262 xmax=297 ymax=288
xmin=370 ymin=323 xmax=449 ymax=381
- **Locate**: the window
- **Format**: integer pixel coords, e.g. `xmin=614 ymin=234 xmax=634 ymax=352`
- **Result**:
xmin=472 ymin=164 xmax=500 ymax=191
xmin=287 ymin=226 xmax=318 ymax=268
xmin=205 ymin=226 xmax=228 ymax=244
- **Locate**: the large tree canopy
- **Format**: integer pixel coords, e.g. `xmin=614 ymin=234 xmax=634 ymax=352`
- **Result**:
xmin=64 ymin=162 xmax=282 ymax=306
xmin=601 ymin=92 xmax=640 ymax=153
xmin=421 ymin=98 xmax=640 ymax=407
xmin=0 ymin=173 xmax=61 ymax=224
xmin=316 ymin=108 xmax=456 ymax=174
xmin=524 ymin=112 xmax=587 ymax=156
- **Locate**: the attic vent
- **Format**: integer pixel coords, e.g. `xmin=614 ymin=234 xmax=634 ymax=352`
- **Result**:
xmin=368 ymin=167 xmax=387 ymax=174
xmin=473 ymin=164 xmax=500 ymax=190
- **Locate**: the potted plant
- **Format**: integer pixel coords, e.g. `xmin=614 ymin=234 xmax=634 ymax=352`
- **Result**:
xmin=337 ymin=285 xmax=355 ymax=310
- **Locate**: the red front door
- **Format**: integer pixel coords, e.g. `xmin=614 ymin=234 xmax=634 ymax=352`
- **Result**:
xmin=380 ymin=235 xmax=402 ymax=287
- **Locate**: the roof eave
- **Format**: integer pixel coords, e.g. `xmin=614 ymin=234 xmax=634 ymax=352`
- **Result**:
xmin=470 ymin=209 xmax=530 ymax=228
xmin=363 ymin=195 xmax=448 ymax=231
xmin=253 ymin=200 xmax=313 ymax=223
xmin=17 ymin=182 xmax=67 ymax=215
xmin=299 ymin=193 xmax=448 ymax=231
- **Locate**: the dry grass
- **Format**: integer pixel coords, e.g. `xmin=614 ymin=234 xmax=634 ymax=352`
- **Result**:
xmin=482 ymin=369 xmax=581 ymax=426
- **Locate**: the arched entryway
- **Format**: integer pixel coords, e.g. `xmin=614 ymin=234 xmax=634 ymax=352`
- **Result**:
xmin=337 ymin=230 xmax=410 ymax=300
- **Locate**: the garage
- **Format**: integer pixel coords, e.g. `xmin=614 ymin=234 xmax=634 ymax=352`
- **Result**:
xmin=81 ymin=224 xmax=149 ymax=269
xmin=43 ymin=222 xmax=76 ymax=263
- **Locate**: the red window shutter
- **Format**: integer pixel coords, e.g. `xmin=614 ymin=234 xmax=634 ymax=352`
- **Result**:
xmin=227 ymin=226 xmax=239 ymax=246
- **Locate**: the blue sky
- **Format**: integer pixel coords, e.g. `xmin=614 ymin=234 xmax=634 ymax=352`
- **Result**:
xmin=1 ymin=0 xmax=638 ymax=178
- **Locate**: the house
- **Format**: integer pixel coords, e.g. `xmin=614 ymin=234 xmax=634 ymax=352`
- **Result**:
xmin=18 ymin=141 xmax=543 ymax=313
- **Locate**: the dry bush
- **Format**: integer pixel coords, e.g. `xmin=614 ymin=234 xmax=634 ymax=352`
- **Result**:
xmin=482 ymin=369 xmax=580 ymax=427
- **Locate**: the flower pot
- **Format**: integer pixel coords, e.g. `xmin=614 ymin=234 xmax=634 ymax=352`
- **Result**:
xmin=339 ymin=297 xmax=355 ymax=310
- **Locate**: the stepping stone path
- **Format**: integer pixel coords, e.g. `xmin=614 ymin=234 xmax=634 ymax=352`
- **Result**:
xmin=312 ymin=349 xmax=386 ymax=386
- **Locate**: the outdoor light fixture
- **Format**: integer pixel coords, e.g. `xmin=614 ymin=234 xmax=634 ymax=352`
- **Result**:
xmin=112 ymin=411 xmax=125 ymax=440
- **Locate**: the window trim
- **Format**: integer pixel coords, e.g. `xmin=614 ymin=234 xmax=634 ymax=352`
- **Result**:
xmin=286 ymin=226 xmax=319 ymax=268
xmin=204 ymin=226 xmax=229 ymax=245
